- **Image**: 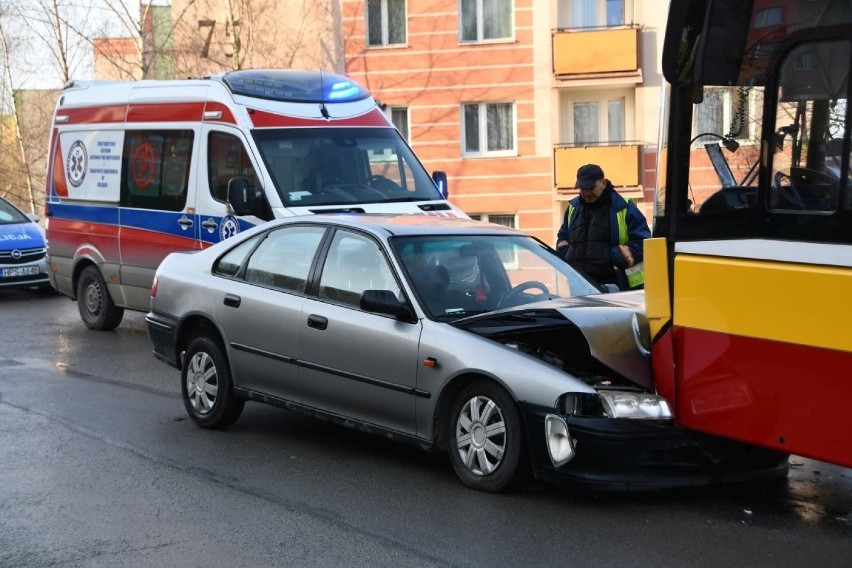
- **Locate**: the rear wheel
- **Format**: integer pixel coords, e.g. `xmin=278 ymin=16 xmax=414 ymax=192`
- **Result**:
xmin=446 ymin=380 xmax=528 ymax=492
xmin=182 ymin=335 xmax=244 ymax=429
xmin=76 ymin=265 xmax=124 ymax=330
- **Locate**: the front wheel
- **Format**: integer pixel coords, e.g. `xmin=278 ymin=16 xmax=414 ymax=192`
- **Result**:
xmin=446 ymin=380 xmax=529 ymax=492
xmin=76 ymin=265 xmax=124 ymax=330
xmin=181 ymin=335 xmax=244 ymax=429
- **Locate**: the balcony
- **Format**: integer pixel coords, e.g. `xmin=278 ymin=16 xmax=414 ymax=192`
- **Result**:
xmin=554 ymin=143 xmax=641 ymax=191
xmin=552 ymin=26 xmax=639 ymax=78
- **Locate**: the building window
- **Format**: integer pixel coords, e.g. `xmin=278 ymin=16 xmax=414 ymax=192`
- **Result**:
xmin=391 ymin=107 xmax=409 ymax=142
xmin=572 ymin=97 xmax=625 ymax=144
xmin=367 ymin=0 xmax=406 ymax=47
xmin=753 ymin=7 xmax=782 ymax=29
xmin=460 ymin=0 xmax=512 ymax=42
xmin=468 ymin=213 xmax=516 ymax=228
xmin=462 ymin=102 xmax=515 ymax=156
xmin=573 ymin=102 xmax=599 ymax=144
xmin=568 ymin=0 xmax=624 ymax=28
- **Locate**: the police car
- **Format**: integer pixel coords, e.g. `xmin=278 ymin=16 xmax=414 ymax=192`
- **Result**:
xmin=0 ymin=195 xmax=50 ymax=291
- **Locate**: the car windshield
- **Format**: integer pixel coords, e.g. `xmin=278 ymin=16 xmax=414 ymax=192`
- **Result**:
xmin=392 ymin=234 xmax=601 ymax=320
xmin=251 ymin=127 xmax=444 ymax=207
xmin=0 ymin=198 xmax=29 ymax=225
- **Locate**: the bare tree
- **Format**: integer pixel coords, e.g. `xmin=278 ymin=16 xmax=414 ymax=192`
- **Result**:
xmin=0 ymin=7 xmax=37 ymax=213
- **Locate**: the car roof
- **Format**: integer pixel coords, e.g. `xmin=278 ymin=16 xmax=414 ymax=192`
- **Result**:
xmin=272 ymin=214 xmax=524 ymax=238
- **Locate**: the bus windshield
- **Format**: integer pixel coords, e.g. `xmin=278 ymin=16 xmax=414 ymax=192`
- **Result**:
xmin=658 ymin=0 xmax=851 ymax=242
xmin=252 ymin=127 xmax=444 ymax=208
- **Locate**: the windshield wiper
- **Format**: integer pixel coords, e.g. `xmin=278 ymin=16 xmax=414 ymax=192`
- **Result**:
xmin=380 ymin=196 xmax=438 ymax=203
xmin=434 ymin=309 xmax=489 ymax=321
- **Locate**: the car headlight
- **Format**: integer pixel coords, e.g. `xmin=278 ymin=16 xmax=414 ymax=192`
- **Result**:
xmin=545 ymin=414 xmax=576 ymax=467
xmin=597 ymin=391 xmax=672 ymax=420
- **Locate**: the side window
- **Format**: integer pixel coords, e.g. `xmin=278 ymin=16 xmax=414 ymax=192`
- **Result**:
xmin=121 ymin=130 xmax=193 ymax=211
xmin=319 ymin=230 xmax=400 ymax=308
xmin=244 ymin=226 xmax=326 ymax=292
xmin=208 ymin=131 xmax=260 ymax=203
xmin=769 ymin=40 xmax=849 ymax=213
xmin=213 ymin=234 xmax=264 ymax=277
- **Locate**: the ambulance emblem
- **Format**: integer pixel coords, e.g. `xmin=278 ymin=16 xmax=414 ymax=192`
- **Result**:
xmin=219 ymin=215 xmax=240 ymax=241
xmin=66 ymin=140 xmax=88 ymax=188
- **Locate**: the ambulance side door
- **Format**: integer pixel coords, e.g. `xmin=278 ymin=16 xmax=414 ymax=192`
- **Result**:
xmin=197 ymin=124 xmax=275 ymax=247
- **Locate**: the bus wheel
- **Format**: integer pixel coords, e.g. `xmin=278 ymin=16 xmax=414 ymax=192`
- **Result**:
xmin=76 ymin=265 xmax=124 ymax=331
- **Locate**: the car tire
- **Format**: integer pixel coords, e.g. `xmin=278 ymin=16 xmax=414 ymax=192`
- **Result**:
xmin=446 ymin=380 xmax=529 ymax=493
xmin=181 ymin=335 xmax=245 ymax=429
xmin=76 ymin=265 xmax=124 ymax=331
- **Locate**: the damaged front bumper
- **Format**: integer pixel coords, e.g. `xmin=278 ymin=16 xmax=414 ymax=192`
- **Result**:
xmin=521 ymin=401 xmax=790 ymax=492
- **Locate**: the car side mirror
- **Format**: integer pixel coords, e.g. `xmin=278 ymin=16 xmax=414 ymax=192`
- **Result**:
xmin=360 ymin=289 xmax=415 ymax=321
xmin=227 ymin=177 xmax=253 ymax=216
xmin=432 ymin=171 xmax=448 ymax=198
xmin=601 ymin=283 xmax=620 ymax=293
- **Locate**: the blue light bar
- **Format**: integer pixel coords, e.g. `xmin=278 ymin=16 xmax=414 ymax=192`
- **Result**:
xmin=221 ymin=70 xmax=370 ymax=104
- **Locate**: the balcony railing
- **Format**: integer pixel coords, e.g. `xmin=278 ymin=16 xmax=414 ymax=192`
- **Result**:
xmin=552 ymin=25 xmax=639 ymax=76
xmin=554 ymin=142 xmax=642 ymax=190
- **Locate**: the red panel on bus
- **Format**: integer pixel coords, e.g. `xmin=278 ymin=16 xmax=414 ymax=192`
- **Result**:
xmin=673 ymin=326 xmax=852 ymax=467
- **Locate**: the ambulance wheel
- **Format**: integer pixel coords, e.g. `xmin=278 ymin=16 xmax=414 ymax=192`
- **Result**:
xmin=76 ymin=265 xmax=124 ymax=331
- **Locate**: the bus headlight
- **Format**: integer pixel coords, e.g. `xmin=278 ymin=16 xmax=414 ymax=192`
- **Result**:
xmin=545 ymin=414 xmax=576 ymax=467
xmin=598 ymin=391 xmax=672 ymax=420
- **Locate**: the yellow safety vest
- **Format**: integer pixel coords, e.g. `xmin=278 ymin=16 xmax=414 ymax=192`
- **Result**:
xmin=564 ymin=201 xmax=645 ymax=288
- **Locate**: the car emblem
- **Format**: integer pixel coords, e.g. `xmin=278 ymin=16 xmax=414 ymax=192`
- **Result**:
xmin=11 ymin=249 xmax=21 ymax=259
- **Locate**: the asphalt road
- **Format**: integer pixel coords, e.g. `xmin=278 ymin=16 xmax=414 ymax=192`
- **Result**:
xmin=1 ymin=289 xmax=851 ymax=567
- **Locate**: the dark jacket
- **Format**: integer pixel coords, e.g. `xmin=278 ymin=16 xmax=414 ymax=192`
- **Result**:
xmin=556 ymin=184 xmax=651 ymax=290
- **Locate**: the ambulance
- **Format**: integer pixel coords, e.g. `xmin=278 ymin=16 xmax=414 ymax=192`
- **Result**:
xmin=45 ymin=69 xmax=463 ymax=330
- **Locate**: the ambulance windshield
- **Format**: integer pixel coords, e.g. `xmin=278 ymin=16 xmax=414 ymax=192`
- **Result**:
xmin=252 ymin=127 xmax=445 ymax=207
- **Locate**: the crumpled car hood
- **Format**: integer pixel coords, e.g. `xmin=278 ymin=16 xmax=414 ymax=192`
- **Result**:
xmin=452 ymin=290 xmax=652 ymax=390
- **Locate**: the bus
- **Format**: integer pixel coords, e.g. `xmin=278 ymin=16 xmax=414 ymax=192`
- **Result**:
xmin=646 ymin=0 xmax=851 ymax=468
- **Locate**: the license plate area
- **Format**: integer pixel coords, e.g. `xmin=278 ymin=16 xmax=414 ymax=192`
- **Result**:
xmin=2 ymin=265 xmax=40 ymax=278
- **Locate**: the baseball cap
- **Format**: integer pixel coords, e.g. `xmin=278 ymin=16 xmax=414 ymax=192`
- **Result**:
xmin=575 ymin=164 xmax=604 ymax=190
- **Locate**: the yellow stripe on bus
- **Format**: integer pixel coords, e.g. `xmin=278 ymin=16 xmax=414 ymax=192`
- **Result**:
xmin=673 ymin=254 xmax=852 ymax=353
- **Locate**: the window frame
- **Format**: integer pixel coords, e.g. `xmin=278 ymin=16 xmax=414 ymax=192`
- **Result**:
xmin=366 ymin=0 xmax=407 ymax=47
xmin=459 ymin=0 xmax=514 ymax=43
xmin=461 ymin=101 xmax=517 ymax=158
xmin=120 ymin=129 xmax=194 ymax=212
xmin=570 ymin=96 xmax=627 ymax=144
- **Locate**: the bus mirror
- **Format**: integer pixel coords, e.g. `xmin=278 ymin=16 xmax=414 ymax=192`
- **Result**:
xmin=432 ymin=170 xmax=448 ymax=198
xmin=227 ymin=177 xmax=252 ymax=216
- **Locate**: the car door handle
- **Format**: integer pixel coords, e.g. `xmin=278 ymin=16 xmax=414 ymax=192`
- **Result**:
xmin=306 ymin=314 xmax=328 ymax=330
xmin=178 ymin=215 xmax=193 ymax=228
xmin=223 ymin=293 xmax=241 ymax=308
xmin=201 ymin=218 xmax=218 ymax=231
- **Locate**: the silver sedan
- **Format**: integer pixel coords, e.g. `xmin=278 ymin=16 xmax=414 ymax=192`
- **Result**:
xmin=146 ymin=214 xmax=788 ymax=492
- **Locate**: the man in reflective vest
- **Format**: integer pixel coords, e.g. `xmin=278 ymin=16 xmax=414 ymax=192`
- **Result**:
xmin=555 ymin=164 xmax=651 ymax=290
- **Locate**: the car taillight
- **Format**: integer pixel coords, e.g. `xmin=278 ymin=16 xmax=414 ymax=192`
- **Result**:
xmin=151 ymin=275 xmax=158 ymax=297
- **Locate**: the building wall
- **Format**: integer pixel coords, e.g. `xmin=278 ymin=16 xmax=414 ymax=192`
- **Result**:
xmin=342 ymin=0 xmax=555 ymax=244
xmin=343 ymin=0 xmax=666 ymax=245
xmin=170 ymin=0 xmax=343 ymax=78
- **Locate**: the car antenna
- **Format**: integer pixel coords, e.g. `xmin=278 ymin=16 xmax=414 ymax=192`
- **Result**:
xmin=319 ymin=72 xmax=330 ymax=119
